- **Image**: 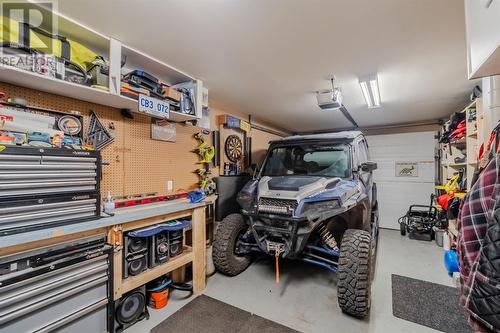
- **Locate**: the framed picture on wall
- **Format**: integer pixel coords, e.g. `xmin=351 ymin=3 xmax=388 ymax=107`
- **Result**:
xmin=395 ymin=161 xmax=419 ymax=177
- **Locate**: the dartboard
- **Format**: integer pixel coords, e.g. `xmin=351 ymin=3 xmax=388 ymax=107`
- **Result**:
xmin=225 ymin=135 xmax=243 ymax=162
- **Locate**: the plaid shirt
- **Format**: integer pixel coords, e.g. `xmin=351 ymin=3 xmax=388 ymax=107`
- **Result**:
xmin=458 ymin=155 xmax=500 ymax=332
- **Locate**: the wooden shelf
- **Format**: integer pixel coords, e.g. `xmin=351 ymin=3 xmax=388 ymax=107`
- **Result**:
xmin=121 ymin=44 xmax=193 ymax=86
xmin=461 ymin=100 xmax=477 ymax=113
xmin=450 ymin=138 xmax=466 ymax=145
xmin=448 ymin=220 xmax=458 ymax=238
xmin=112 ymin=205 xmax=206 ymax=300
xmin=0 ymin=64 xmax=198 ymax=122
xmin=440 ymin=97 xmax=484 ymax=191
xmin=121 ymin=247 xmax=193 ymax=295
xmin=168 ymin=111 xmax=198 ymax=122
xmin=448 ymin=162 xmax=467 ymax=168
xmin=468 ymin=131 xmax=478 ymax=138
xmin=0 ymin=64 xmax=137 ymax=109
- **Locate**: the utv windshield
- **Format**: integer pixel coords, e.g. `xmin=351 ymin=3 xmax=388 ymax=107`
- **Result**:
xmin=261 ymin=143 xmax=351 ymax=178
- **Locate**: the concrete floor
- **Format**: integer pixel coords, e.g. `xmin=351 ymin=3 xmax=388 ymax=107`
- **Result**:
xmin=129 ymin=229 xmax=455 ymax=333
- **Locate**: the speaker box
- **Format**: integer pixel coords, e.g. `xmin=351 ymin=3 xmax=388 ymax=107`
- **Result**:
xmin=169 ymin=239 xmax=183 ymax=257
xmin=113 ymin=285 xmax=149 ymax=333
xmin=149 ymin=231 xmax=170 ymax=268
xmin=168 ymin=230 xmax=183 ymax=258
xmin=169 ymin=229 xmax=183 ymax=240
xmin=123 ymin=233 xmax=149 ymax=279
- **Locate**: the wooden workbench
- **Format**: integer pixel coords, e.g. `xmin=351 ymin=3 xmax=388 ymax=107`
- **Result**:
xmin=0 ymin=199 xmax=209 ymax=298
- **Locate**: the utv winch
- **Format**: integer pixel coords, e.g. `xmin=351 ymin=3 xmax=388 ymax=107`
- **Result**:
xmin=213 ymin=131 xmax=379 ymax=318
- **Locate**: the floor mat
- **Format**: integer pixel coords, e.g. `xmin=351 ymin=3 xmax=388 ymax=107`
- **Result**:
xmin=150 ymin=294 xmax=300 ymax=333
xmin=391 ymin=274 xmax=472 ymax=333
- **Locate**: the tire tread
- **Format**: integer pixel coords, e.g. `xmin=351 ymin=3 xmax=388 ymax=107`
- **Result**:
xmin=337 ymin=229 xmax=372 ymax=318
xmin=213 ymin=214 xmax=251 ymax=276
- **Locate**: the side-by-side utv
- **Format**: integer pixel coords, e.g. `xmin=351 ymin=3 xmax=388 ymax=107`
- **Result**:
xmin=213 ymin=131 xmax=379 ymax=318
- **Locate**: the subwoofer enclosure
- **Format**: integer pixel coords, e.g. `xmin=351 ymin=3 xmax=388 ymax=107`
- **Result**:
xmin=123 ymin=233 xmax=149 ymax=279
xmin=113 ymin=285 xmax=149 ymax=333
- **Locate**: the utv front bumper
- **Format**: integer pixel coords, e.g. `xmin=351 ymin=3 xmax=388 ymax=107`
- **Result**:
xmin=242 ymin=212 xmax=317 ymax=258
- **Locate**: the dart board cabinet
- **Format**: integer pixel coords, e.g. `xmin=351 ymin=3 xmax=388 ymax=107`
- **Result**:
xmin=216 ymin=114 xmax=251 ymax=176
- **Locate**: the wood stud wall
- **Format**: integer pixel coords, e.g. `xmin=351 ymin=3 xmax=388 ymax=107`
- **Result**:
xmin=0 ymin=82 xmax=205 ymax=197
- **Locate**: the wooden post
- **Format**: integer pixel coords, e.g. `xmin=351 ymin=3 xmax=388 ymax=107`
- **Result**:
xmin=171 ymin=267 xmax=186 ymax=283
xmin=108 ymin=225 xmax=123 ymax=300
xmin=191 ymin=207 xmax=206 ymax=293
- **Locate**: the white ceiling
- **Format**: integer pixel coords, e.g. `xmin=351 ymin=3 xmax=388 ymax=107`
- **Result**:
xmin=57 ymin=0 xmax=478 ymax=132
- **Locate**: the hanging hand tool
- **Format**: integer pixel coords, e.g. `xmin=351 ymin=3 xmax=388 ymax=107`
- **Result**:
xmin=193 ymin=132 xmax=215 ymax=163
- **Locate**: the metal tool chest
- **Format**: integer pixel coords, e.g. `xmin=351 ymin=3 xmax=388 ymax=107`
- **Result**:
xmin=0 ymin=146 xmax=101 ymax=235
xmin=0 ymin=236 xmax=112 ymax=333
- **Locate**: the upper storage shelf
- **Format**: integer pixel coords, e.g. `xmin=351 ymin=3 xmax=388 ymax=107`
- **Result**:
xmin=121 ymin=45 xmax=193 ymax=86
xmin=0 ymin=64 xmax=137 ymax=109
xmin=0 ymin=4 xmax=203 ymax=121
xmin=465 ymin=0 xmax=500 ymax=79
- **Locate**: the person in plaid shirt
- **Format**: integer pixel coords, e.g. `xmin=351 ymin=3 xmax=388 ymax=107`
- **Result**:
xmin=458 ymin=154 xmax=500 ymax=332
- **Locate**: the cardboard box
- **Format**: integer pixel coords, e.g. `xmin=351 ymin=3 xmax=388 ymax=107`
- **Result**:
xmin=162 ymin=86 xmax=182 ymax=102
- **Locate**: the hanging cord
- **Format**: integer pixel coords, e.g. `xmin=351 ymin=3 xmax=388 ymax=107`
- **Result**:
xmin=170 ymin=282 xmax=193 ymax=298
xmin=147 ymin=279 xmax=172 ymax=292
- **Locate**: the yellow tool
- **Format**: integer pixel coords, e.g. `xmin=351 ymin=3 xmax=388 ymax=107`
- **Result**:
xmin=435 ymin=173 xmax=460 ymax=193
xmin=194 ymin=168 xmax=211 ymax=176
xmin=193 ymin=133 xmax=216 ymax=194
xmin=199 ymin=177 xmax=216 ymax=194
xmin=199 ymin=146 xmax=215 ymax=164
xmin=193 ymin=133 xmax=215 ymax=163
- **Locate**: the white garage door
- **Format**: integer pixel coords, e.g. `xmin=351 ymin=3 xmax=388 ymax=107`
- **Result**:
xmin=366 ymin=132 xmax=436 ymax=230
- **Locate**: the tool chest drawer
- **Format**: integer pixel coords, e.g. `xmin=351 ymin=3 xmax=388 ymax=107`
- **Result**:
xmin=0 ymin=147 xmax=100 ymax=198
xmin=0 ymin=192 xmax=100 ymax=236
xmin=0 ymin=146 xmax=102 ymax=235
xmin=0 ymin=236 xmax=112 ymax=333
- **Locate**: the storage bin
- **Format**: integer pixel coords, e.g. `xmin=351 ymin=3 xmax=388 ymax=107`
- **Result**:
xmin=433 ymin=226 xmax=445 ymax=247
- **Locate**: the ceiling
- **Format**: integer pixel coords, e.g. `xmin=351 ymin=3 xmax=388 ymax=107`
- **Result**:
xmin=57 ymin=0 xmax=478 ymax=132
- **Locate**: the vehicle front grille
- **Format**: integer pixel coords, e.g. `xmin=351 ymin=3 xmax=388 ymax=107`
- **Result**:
xmin=258 ymin=197 xmax=298 ymax=216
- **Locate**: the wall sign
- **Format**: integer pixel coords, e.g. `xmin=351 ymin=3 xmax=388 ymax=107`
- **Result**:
xmin=151 ymin=119 xmax=176 ymax=142
xmin=138 ymin=94 xmax=170 ymax=119
xmin=223 ymin=115 xmax=251 ymax=133
xmin=395 ymin=161 xmax=418 ymax=177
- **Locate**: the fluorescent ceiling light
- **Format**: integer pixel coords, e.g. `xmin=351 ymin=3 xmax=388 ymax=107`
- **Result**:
xmin=359 ymin=74 xmax=381 ymax=108
xmin=359 ymin=81 xmax=373 ymax=108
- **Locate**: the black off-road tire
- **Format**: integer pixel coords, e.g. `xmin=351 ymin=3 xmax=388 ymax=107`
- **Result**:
xmin=337 ymin=229 xmax=372 ymax=318
xmin=213 ymin=214 xmax=251 ymax=276
xmin=400 ymin=221 xmax=406 ymax=236
xmin=370 ymin=202 xmax=379 ymax=279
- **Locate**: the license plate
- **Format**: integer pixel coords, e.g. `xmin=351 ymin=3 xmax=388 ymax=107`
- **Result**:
xmin=138 ymin=94 xmax=170 ymax=119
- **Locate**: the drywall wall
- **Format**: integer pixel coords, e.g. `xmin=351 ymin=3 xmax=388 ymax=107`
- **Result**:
xmin=249 ymin=129 xmax=281 ymax=166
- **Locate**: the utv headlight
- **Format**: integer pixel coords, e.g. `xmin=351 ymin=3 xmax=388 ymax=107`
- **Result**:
xmin=237 ymin=180 xmax=258 ymax=212
xmin=301 ymin=200 xmax=341 ymax=215
xmin=237 ymin=192 xmax=256 ymax=211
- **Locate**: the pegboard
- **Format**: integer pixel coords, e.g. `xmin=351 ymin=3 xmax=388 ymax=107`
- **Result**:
xmin=0 ymin=82 xmax=205 ymax=197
